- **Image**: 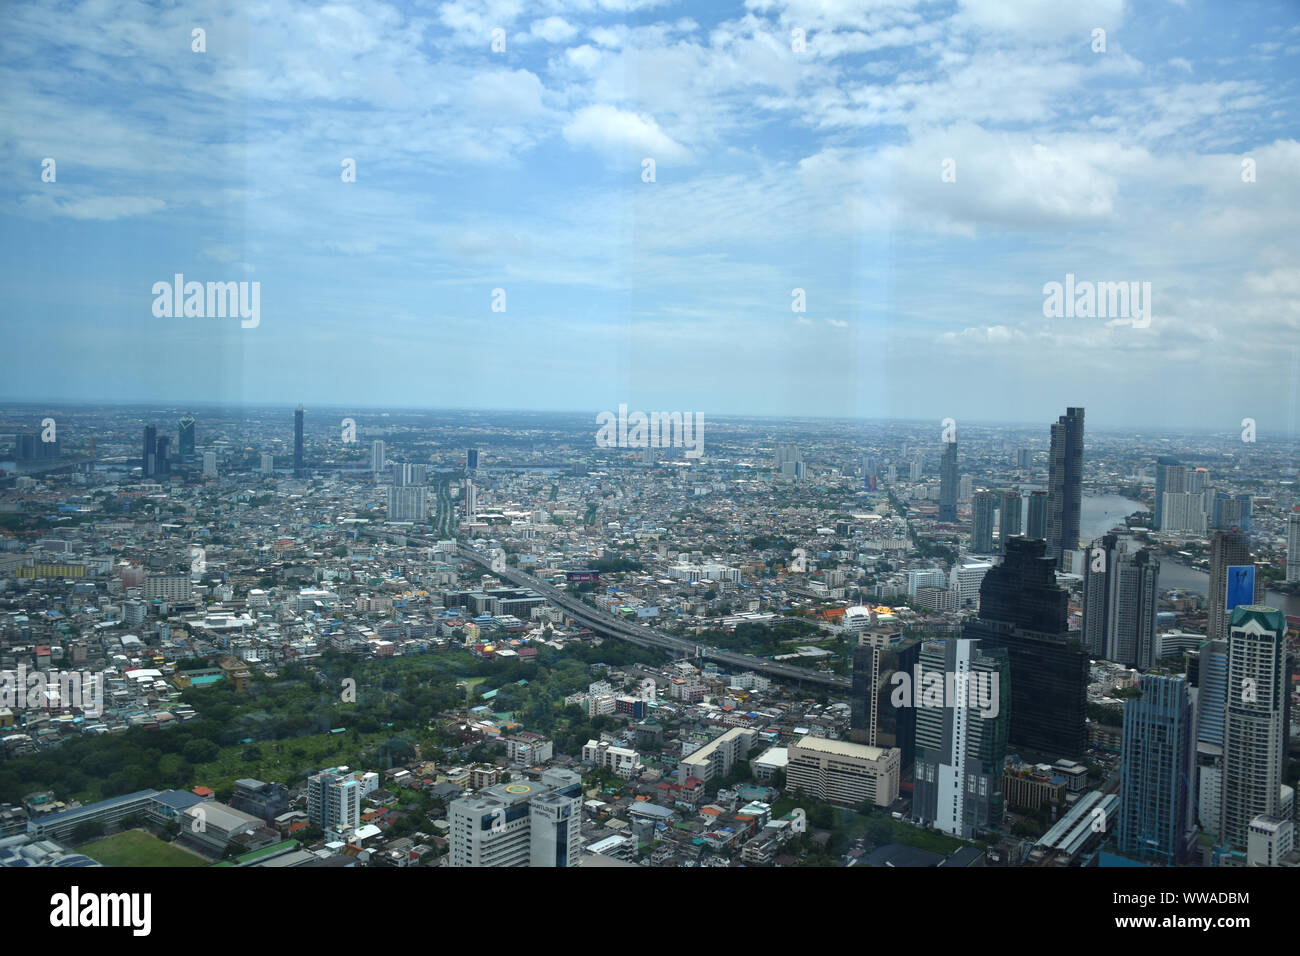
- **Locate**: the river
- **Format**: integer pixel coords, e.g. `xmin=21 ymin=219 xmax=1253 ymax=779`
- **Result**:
xmin=1080 ymin=494 xmax=1299 ymax=617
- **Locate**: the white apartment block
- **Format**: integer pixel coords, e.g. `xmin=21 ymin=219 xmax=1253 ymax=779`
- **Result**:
xmin=1247 ymin=814 xmax=1295 ymax=867
xmin=1161 ymin=491 xmax=1207 ymax=534
xmin=143 ymin=573 xmax=193 ymax=603
xmin=950 ymin=562 xmax=993 ymax=606
xmin=582 ymin=740 xmax=642 ymax=778
xmin=678 ymin=727 xmax=756 ymax=786
xmin=907 ymin=569 xmax=947 ymax=596
xmin=668 ymin=563 xmax=742 ymax=584
xmin=507 ymin=733 xmax=554 ymax=767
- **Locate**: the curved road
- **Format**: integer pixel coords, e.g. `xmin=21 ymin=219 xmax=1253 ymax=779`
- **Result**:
xmin=452 ymin=544 xmax=848 ymax=690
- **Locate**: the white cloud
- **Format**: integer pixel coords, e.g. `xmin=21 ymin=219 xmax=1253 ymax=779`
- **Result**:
xmin=529 ymin=16 xmax=578 ymax=43
xmin=562 ymin=104 xmax=692 ymax=162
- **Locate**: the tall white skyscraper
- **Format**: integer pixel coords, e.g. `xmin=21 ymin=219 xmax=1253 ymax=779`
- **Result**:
xmin=912 ymin=638 xmax=1009 ymax=839
xmin=464 ymin=479 xmax=478 ymax=522
xmin=1220 ymin=605 xmax=1288 ymax=850
xmin=202 ymin=451 xmax=217 ymax=478
xmin=260 ymin=452 xmax=274 ymax=474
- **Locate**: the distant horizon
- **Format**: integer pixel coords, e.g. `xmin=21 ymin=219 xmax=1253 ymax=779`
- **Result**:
xmin=0 ymin=394 xmax=1295 ymax=442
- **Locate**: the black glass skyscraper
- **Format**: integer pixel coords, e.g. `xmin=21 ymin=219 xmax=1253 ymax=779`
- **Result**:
xmin=938 ymin=440 xmax=958 ymax=523
xmin=972 ymin=490 xmax=996 ymax=553
xmin=294 ymin=406 xmax=305 ymax=478
xmin=999 ymin=490 xmax=1022 ymax=551
xmin=178 ymin=414 xmax=196 ymax=459
xmin=143 ymin=424 xmax=157 ymax=477
xmin=154 ymin=436 xmax=170 ymax=477
xmin=1046 ymin=407 xmax=1084 ymax=568
xmin=1026 ymin=490 xmax=1048 ymax=540
xmin=849 ymin=638 xmax=920 ymax=774
xmin=963 ymin=536 xmax=1089 ymax=757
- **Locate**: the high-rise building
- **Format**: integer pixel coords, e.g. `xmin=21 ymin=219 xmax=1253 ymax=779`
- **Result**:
xmin=293 ymin=405 xmax=305 ymax=478
xmin=849 ymin=636 xmax=921 ymax=771
xmin=1210 ymin=492 xmax=1251 ymax=532
xmin=1187 ymin=639 xmax=1228 ymax=836
xmin=464 ymin=479 xmax=478 ymax=522
xmin=448 ymin=768 xmax=583 ymax=867
xmin=886 ymin=463 xmax=898 ymax=484
xmin=178 ymin=414 xmax=196 ymax=459
xmin=912 ymin=638 xmax=1009 ymax=839
xmin=260 ymin=452 xmax=274 ymax=474
xmin=1026 ymin=490 xmax=1048 ymax=540
xmin=999 ymin=490 xmax=1022 ymax=551
xmin=307 ymin=767 xmax=366 ymax=832
xmin=939 ymin=440 xmax=958 ymax=523
xmin=1161 ymin=491 xmax=1206 ymax=533
xmin=13 ymin=432 xmax=38 ymax=461
xmin=1188 ymin=468 xmax=1209 ymax=494
xmin=1207 ymin=530 xmax=1259 ymax=642
xmin=1117 ymin=674 xmax=1196 ymax=864
xmin=154 ymin=436 xmax=170 ymax=477
xmin=1153 ymin=458 xmax=1184 ymax=531
xmin=1288 ymin=512 xmax=1300 ymax=584
xmin=142 ymin=424 xmax=157 ymax=477
xmin=971 ymin=491 xmax=996 ymax=554
xmin=1046 ymin=407 xmax=1084 ymax=567
xmin=467 ymin=447 xmax=479 ymax=471
xmin=371 ymin=440 xmax=385 ymax=475
xmin=1016 ymin=448 xmax=1031 ymax=470
xmin=389 ymin=463 xmax=428 ymax=522
xmin=909 ymin=457 xmax=923 ymax=482
xmin=963 ymin=537 xmax=1089 ymax=757
xmin=202 ymin=451 xmax=217 ymax=478
xmin=773 ymin=443 xmax=802 ymax=470
xmin=1081 ymin=533 xmax=1159 ymax=668
xmin=1220 ymin=605 xmax=1288 ymax=850
xmin=850 ymin=642 xmax=882 ymax=747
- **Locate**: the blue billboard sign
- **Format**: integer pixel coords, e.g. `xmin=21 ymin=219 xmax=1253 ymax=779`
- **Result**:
xmin=1226 ymin=565 xmax=1255 ymax=612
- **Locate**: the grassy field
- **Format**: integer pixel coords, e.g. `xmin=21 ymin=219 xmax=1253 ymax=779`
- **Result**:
xmin=78 ymin=829 xmax=208 ymax=867
xmin=190 ymin=728 xmax=399 ymax=796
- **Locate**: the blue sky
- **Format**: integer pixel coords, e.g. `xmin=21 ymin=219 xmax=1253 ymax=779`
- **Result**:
xmin=2 ymin=0 xmax=1299 ymax=433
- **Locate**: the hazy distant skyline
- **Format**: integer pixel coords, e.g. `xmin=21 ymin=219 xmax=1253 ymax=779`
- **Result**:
xmin=3 ymin=0 xmax=1299 ymax=435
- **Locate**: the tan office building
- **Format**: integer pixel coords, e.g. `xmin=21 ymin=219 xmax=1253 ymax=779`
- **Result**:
xmin=785 ymin=736 xmax=900 ymax=808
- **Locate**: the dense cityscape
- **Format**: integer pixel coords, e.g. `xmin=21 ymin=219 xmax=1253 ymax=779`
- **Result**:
xmin=0 ymin=402 xmax=1296 ymax=873
xmin=3 ymin=0 xmax=1297 ymax=934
